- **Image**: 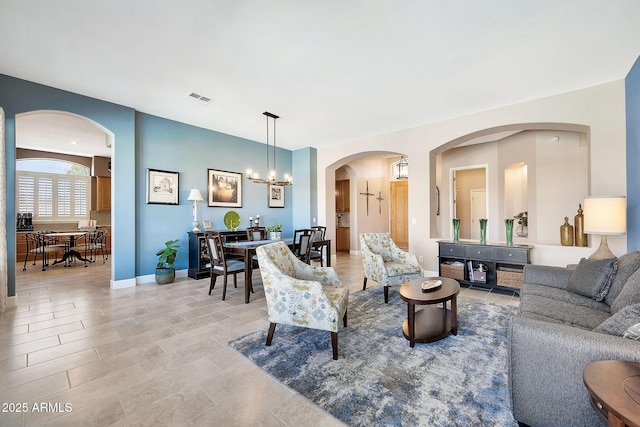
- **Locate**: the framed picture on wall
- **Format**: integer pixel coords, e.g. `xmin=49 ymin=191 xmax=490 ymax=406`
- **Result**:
xmin=269 ymin=184 xmax=285 ymax=208
xmin=146 ymin=169 xmax=179 ymax=205
xmin=208 ymin=169 xmax=242 ymax=207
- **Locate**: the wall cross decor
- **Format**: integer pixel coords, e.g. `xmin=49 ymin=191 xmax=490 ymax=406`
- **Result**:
xmin=376 ymin=191 xmax=384 ymax=214
xmin=359 ymin=180 xmax=375 ymax=216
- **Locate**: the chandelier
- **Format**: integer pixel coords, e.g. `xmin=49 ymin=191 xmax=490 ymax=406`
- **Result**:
xmin=246 ymin=112 xmax=293 ymax=186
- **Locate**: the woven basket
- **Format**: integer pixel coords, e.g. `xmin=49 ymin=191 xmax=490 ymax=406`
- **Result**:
xmin=497 ymin=267 xmax=524 ymax=289
xmin=440 ymin=263 xmax=464 ymax=281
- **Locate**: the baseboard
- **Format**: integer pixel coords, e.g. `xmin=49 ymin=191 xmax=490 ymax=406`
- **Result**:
xmin=111 ymin=277 xmax=136 ymax=289
xmin=136 ymin=269 xmax=189 ymax=285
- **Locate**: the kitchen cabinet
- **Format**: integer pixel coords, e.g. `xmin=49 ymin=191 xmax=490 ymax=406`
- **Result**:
xmin=92 ymin=177 xmax=111 ymax=211
xmin=335 ymin=179 xmax=350 ymax=212
xmin=336 ymin=227 xmax=350 ymax=252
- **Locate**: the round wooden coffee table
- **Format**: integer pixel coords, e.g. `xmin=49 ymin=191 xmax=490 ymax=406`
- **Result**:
xmin=399 ymin=277 xmax=460 ymax=347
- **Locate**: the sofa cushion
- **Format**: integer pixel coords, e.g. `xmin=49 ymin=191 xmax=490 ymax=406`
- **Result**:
xmin=605 ymin=251 xmax=640 ymax=306
xmin=520 ymin=283 xmax=611 ymax=312
xmin=611 ymin=267 xmax=640 ymax=313
xmin=566 ymin=257 xmax=617 ymax=301
xmin=519 ymin=293 xmax=610 ymax=330
xmin=593 ymin=304 xmax=640 ymax=337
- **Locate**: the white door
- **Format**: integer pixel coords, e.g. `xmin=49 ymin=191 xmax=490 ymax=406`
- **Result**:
xmin=470 ymin=189 xmax=486 ymax=240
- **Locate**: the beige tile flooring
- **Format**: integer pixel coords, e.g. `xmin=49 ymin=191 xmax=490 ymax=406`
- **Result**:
xmin=2 ymin=253 xmax=519 ymax=426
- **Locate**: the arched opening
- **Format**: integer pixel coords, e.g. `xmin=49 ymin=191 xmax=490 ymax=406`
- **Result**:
xmin=14 ymin=110 xmax=114 ymax=283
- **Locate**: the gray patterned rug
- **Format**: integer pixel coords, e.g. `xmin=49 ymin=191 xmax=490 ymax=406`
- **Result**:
xmin=229 ymin=286 xmax=518 ymax=427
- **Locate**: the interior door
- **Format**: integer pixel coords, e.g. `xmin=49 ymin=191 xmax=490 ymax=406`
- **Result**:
xmin=390 ymin=180 xmax=408 ymax=249
xmin=470 ymin=189 xmax=486 ymax=240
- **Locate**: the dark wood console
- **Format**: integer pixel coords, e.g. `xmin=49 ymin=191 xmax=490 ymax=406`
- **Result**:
xmin=437 ymin=240 xmax=532 ymax=293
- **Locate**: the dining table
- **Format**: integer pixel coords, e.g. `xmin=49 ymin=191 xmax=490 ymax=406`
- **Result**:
xmin=224 ymin=237 xmax=332 ymax=304
xmin=45 ymin=231 xmax=92 ymax=267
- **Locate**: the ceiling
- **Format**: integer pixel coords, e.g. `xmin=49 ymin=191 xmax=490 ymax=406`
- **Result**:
xmin=2 ymin=0 xmax=640 ymax=154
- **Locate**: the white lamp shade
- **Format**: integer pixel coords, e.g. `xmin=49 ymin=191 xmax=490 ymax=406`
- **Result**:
xmin=187 ymin=188 xmax=204 ymax=202
xmin=583 ymin=196 xmax=626 ymax=235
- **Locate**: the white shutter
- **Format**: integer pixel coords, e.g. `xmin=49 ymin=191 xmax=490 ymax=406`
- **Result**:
xmin=74 ymin=178 xmax=88 ymax=216
xmin=57 ymin=177 xmax=72 ymax=217
xmin=37 ymin=176 xmax=53 ymax=218
xmin=17 ymin=174 xmax=35 ymax=214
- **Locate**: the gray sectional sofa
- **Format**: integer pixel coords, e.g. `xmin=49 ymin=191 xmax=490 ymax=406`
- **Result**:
xmin=508 ymin=252 xmax=640 ymax=427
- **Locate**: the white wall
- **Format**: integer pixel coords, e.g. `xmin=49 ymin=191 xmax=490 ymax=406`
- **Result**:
xmin=317 ymin=80 xmax=627 ymax=269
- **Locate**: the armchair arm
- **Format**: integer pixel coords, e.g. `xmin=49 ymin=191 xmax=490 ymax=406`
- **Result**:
xmin=522 ymin=265 xmax=572 ymax=289
xmin=508 ymin=315 xmax=640 ymax=426
xmin=390 ymin=245 xmax=421 ymax=267
xmin=293 ymin=260 xmax=342 ymax=287
xmin=360 ymin=241 xmax=386 ymax=280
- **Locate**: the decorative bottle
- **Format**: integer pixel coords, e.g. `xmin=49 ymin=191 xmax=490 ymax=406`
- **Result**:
xmin=505 ymin=219 xmax=514 ymax=246
xmin=479 ymin=218 xmax=488 ymax=245
xmin=452 ymin=218 xmax=460 ymax=242
xmin=574 ymin=204 xmax=588 ymax=247
xmin=560 ymin=217 xmax=574 ymax=246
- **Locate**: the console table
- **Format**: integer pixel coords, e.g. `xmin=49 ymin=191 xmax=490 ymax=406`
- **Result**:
xmin=187 ymin=230 xmax=248 ymax=279
xmin=437 ymin=240 xmax=532 ymax=292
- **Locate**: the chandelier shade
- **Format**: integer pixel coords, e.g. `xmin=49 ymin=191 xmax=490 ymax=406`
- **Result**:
xmin=246 ymin=112 xmax=292 ymax=186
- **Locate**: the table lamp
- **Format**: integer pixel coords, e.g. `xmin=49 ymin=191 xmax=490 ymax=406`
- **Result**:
xmin=583 ymin=196 xmax=626 ymax=260
xmin=187 ymin=188 xmax=205 ymax=232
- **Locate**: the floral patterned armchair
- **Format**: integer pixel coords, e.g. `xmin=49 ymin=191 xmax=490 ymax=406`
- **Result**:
xmin=255 ymin=241 xmax=349 ymax=360
xmin=360 ymin=233 xmax=423 ymax=303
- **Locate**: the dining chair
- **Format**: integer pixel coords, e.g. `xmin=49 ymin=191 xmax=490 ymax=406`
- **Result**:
xmin=204 ymin=231 xmax=246 ymax=300
xmin=256 ymin=241 xmax=349 ymax=360
xmin=71 ymin=228 xmax=108 ymax=265
xmin=292 ymin=228 xmax=315 ymax=264
xmin=246 ymin=226 xmax=267 ymax=241
xmin=23 ymin=232 xmax=64 ymax=271
xmin=309 ymin=226 xmax=327 ymax=266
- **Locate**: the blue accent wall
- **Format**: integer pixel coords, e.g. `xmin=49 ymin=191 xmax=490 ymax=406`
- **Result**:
xmin=136 ymin=113 xmax=292 ymax=275
xmin=1 ymin=74 xmax=300 ymax=290
xmin=292 ymin=147 xmax=318 ymax=230
xmin=1 ymin=74 xmax=136 ymax=292
xmin=626 ymin=56 xmax=640 ymax=251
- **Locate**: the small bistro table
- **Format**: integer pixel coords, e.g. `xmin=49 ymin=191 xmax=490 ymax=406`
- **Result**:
xmin=45 ymin=231 xmax=91 ymax=267
xmin=399 ymin=277 xmax=460 ymax=347
xmin=583 ymin=360 xmax=640 ymax=427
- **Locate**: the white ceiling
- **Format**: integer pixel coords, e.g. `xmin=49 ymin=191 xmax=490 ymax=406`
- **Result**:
xmin=2 ymin=0 xmax=640 ymax=154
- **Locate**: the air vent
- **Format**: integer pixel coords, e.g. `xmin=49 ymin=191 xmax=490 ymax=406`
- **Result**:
xmin=188 ymin=92 xmax=213 ymax=104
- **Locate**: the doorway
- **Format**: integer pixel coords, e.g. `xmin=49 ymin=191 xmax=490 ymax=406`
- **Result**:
xmin=452 ymin=166 xmax=487 ymax=239
xmin=390 ymin=180 xmax=408 ymax=248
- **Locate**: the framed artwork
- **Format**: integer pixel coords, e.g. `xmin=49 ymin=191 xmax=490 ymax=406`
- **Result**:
xmin=269 ymin=184 xmax=285 ymax=208
xmin=146 ymin=169 xmax=179 ymax=205
xmin=208 ymin=169 xmax=242 ymax=207
xmin=202 ymin=220 xmax=213 ymax=231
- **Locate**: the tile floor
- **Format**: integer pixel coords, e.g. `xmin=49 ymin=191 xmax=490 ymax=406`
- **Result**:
xmin=2 ymin=253 xmax=519 ymax=426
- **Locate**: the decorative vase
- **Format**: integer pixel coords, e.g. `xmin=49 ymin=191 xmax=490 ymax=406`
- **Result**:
xmin=505 ymin=219 xmax=514 ymax=246
xmin=452 ymin=218 xmax=460 ymax=242
xmin=479 ymin=218 xmax=488 ymax=245
xmin=560 ymin=217 xmax=574 ymax=246
xmin=574 ymin=203 xmax=588 ymax=247
xmin=269 ymin=231 xmax=282 ymax=241
xmin=155 ymin=267 xmax=175 ymax=285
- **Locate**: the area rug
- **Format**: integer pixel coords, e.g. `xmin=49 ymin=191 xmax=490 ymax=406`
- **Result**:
xmin=229 ymin=286 xmax=518 ymax=427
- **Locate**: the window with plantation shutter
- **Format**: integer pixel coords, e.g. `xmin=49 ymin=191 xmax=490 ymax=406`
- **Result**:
xmin=17 ymin=165 xmax=91 ymax=222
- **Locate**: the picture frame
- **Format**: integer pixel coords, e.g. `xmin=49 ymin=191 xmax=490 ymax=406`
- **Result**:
xmin=208 ymin=169 xmax=242 ymax=207
xmin=269 ymin=184 xmax=285 ymax=208
xmin=146 ymin=169 xmax=179 ymax=205
xmin=202 ymin=220 xmax=213 ymax=231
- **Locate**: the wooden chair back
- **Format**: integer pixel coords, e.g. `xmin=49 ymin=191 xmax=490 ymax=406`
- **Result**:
xmin=204 ymin=231 xmax=226 ymax=270
xmin=293 ymin=228 xmax=315 ymax=264
xmin=246 ymin=226 xmax=267 ymax=241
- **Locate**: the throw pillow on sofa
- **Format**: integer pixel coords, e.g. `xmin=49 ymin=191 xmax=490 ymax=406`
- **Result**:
xmin=566 ymin=257 xmax=618 ymax=301
xmin=593 ymin=303 xmax=640 ymax=337
xmin=605 ymin=251 xmax=640 ymax=306
xmin=611 ymin=267 xmax=640 ymax=313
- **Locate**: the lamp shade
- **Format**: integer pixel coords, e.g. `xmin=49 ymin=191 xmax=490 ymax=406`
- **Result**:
xmin=187 ymin=188 xmax=204 ymax=202
xmin=583 ymin=196 xmax=626 ymax=235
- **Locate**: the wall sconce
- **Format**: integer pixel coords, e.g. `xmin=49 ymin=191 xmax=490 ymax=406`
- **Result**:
xmin=187 ymin=188 xmax=205 ymax=232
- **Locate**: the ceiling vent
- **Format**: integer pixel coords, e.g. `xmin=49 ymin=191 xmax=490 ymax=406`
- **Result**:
xmin=188 ymin=92 xmax=213 ymax=104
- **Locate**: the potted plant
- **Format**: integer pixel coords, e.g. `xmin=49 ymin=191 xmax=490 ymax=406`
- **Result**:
xmin=265 ymin=223 xmax=283 ymax=241
xmin=155 ymin=239 xmax=180 ymax=285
